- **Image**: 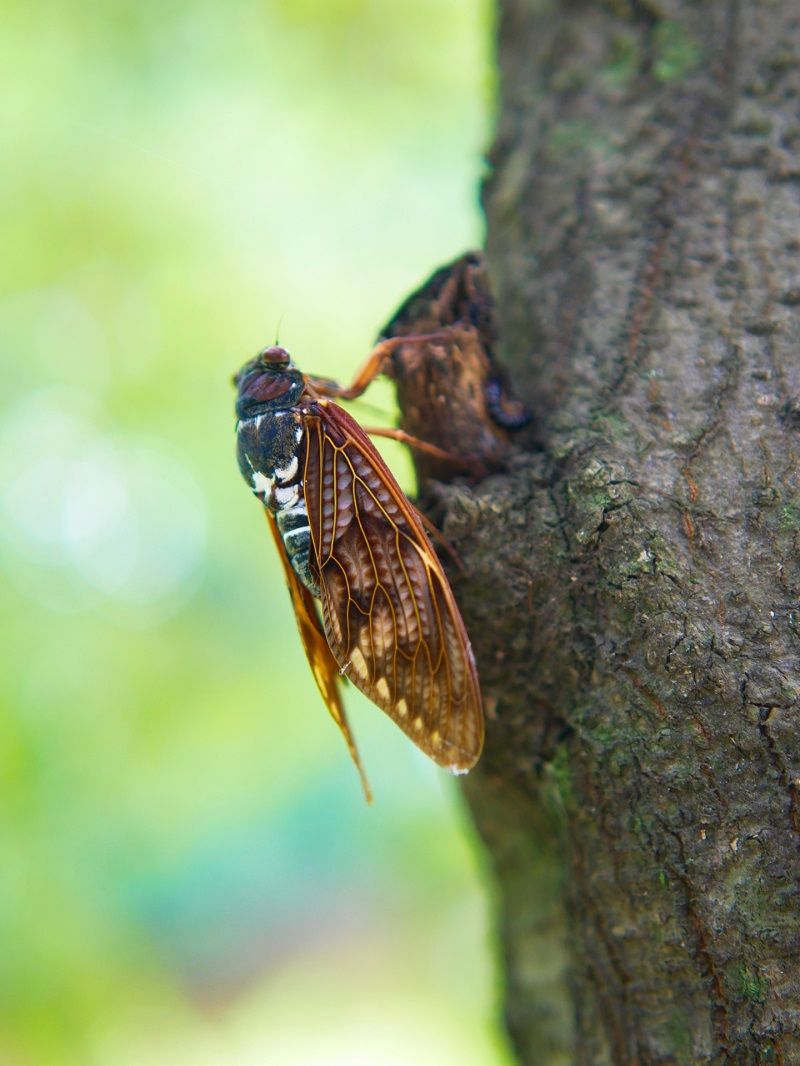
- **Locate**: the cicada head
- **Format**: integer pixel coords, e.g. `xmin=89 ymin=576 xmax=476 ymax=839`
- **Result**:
xmin=234 ymin=345 xmax=305 ymax=419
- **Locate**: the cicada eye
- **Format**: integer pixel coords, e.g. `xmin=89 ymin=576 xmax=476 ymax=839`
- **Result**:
xmin=260 ymin=345 xmax=291 ymax=367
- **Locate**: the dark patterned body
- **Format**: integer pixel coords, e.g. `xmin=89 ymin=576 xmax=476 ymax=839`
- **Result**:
xmin=235 ymin=352 xmax=319 ymax=596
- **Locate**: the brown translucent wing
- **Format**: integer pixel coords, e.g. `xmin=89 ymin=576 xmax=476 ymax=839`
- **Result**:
xmin=303 ymin=399 xmax=484 ymax=772
xmin=265 ymin=512 xmax=372 ymax=801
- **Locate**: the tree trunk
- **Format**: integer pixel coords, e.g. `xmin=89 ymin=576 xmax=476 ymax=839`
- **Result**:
xmin=432 ymin=1 xmax=800 ymax=1062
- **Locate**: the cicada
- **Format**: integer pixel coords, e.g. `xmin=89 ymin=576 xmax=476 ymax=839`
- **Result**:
xmin=234 ymin=338 xmax=484 ymax=800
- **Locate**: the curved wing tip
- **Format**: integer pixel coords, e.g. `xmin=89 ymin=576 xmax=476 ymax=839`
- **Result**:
xmin=358 ymin=770 xmax=374 ymax=804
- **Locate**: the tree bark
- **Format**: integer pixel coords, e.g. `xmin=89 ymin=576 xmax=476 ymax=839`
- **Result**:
xmin=430 ymin=1 xmax=800 ymax=1062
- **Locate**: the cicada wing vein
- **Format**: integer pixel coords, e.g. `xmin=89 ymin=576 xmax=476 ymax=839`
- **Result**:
xmin=303 ymin=401 xmax=484 ymax=773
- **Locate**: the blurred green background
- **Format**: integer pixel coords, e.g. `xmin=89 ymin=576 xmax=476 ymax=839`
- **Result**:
xmin=0 ymin=1 xmax=510 ymax=1062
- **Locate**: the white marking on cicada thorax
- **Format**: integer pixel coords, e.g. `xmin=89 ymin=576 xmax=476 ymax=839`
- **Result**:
xmin=251 ymin=470 xmax=275 ymax=497
xmin=274 ymin=484 xmax=299 ymax=507
xmin=274 ymin=455 xmax=299 ymax=482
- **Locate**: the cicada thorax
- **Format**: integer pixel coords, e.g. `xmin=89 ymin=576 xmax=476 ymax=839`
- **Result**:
xmin=235 ymin=350 xmax=320 ymax=596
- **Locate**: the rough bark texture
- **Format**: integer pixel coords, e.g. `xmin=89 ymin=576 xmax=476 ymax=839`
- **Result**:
xmin=425 ymin=1 xmax=800 ymax=1062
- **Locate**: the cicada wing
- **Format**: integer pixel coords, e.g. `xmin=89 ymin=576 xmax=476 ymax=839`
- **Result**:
xmin=303 ymin=400 xmax=484 ymax=772
xmin=265 ymin=511 xmax=372 ymax=801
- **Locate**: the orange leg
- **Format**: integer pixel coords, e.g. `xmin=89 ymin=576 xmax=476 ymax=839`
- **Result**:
xmin=361 ymin=425 xmax=479 ymax=470
xmin=304 ymin=333 xmax=480 ymax=570
xmin=304 ymin=327 xmax=486 ymax=477
xmin=306 ymin=330 xmax=455 ymax=401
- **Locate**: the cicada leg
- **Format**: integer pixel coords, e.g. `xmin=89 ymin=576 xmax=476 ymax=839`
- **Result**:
xmin=360 ymin=425 xmax=481 ymax=472
xmin=304 ymin=329 xmax=484 ymax=473
xmin=305 ymin=330 xmax=455 ymax=401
